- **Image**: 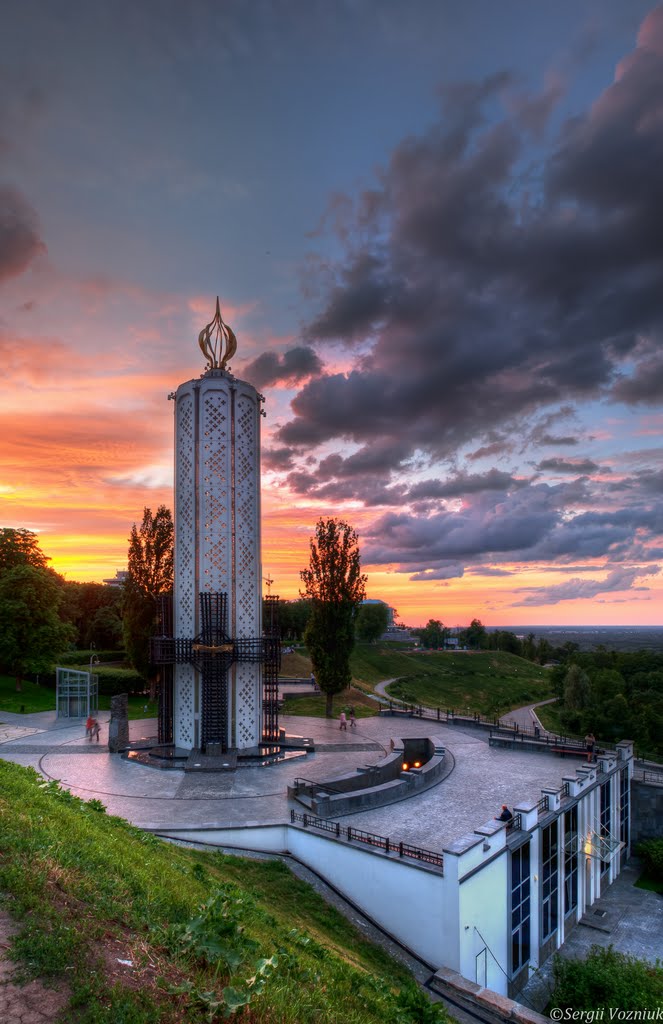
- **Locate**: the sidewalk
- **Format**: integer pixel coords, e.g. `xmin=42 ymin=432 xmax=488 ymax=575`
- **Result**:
xmin=0 ymin=708 xmax=585 ymax=846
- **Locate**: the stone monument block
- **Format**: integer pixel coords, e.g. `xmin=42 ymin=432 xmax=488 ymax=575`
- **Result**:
xmin=108 ymin=693 xmax=129 ymax=752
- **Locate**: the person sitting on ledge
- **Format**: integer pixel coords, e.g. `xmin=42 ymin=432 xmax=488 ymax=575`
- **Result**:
xmin=495 ymin=804 xmax=513 ymax=823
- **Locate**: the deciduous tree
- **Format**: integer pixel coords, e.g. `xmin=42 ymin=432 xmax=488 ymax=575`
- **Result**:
xmin=418 ymin=619 xmax=448 ymax=649
xmin=355 ymin=601 xmax=389 ymax=643
xmin=300 ymin=518 xmax=366 ymax=717
xmin=0 ymin=565 xmax=75 ymax=690
xmin=0 ymin=528 xmax=48 ymax=575
xmin=123 ymin=506 xmax=174 ymax=681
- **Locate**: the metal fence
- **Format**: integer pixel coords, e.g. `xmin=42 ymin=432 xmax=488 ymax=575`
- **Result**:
xmin=290 ymin=810 xmax=444 ymax=870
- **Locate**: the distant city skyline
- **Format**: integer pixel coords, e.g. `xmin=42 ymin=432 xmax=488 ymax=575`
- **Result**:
xmin=1 ymin=0 xmax=662 ymax=627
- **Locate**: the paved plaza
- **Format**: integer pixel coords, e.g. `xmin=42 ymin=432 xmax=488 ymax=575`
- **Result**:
xmin=2 ymin=705 xmax=662 ymax=1015
xmin=0 ymin=707 xmax=585 ymax=845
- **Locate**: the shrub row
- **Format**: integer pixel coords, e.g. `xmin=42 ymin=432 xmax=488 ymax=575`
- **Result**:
xmin=58 ymin=650 xmax=125 ymax=665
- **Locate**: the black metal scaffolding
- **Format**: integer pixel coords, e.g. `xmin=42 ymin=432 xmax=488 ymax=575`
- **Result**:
xmin=151 ymin=590 xmax=280 ymax=752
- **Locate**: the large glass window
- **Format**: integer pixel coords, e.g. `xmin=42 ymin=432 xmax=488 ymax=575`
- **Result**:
xmin=619 ymin=769 xmax=629 ymax=849
xmin=600 ymin=780 xmax=612 ymax=875
xmin=511 ymin=843 xmax=530 ymax=974
xmin=541 ymin=820 xmax=559 ymax=940
xmin=564 ymin=806 xmax=578 ymax=915
xmin=602 ymin=782 xmax=610 ymax=872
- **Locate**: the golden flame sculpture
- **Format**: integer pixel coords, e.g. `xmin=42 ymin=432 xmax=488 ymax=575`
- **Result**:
xmin=198 ymin=297 xmax=238 ymax=371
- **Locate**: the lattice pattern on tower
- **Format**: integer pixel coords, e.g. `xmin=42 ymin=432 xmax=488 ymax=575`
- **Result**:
xmin=175 ymin=394 xmax=196 ymax=636
xmin=234 ymin=391 xmax=259 ymax=638
xmin=202 ymin=390 xmax=231 ymax=594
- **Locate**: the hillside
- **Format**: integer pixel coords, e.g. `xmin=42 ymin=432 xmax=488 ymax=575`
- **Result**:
xmin=373 ymin=649 xmax=553 ymax=717
xmin=280 ymin=645 xmax=552 ymax=719
xmin=0 ymin=760 xmax=444 ymax=1024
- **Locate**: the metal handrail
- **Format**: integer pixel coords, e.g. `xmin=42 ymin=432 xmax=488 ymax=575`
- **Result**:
xmin=290 ymin=810 xmax=444 ymax=871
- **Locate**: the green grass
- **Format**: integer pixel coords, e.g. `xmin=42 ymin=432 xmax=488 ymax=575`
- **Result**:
xmin=281 ymin=686 xmax=378 ymax=718
xmin=0 ymin=674 xmax=56 ymax=714
xmin=280 ymin=646 xmax=553 ymax=718
xmin=0 ymin=675 xmax=157 ymax=720
xmin=351 ymin=647 xmax=553 ymax=717
xmin=0 ymin=760 xmax=445 ymax=1023
xmin=635 ymin=874 xmax=663 ymax=895
xmin=535 ymin=700 xmax=567 ymax=736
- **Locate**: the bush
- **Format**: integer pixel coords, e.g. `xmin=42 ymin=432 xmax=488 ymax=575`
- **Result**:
xmin=57 ymin=650 xmax=125 ymax=666
xmin=94 ymin=667 xmax=145 ymax=696
xmin=636 ymin=839 xmax=663 ymax=883
xmin=550 ymin=945 xmax=663 ymax=1010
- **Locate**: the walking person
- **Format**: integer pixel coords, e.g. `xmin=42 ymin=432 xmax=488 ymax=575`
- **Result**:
xmin=90 ymin=718 xmax=101 ymax=743
xmin=85 ymin=714 xmax=93 ymax=738
xmin=349 ymin=706 xmax=357 ymax=728
xmin=339 ymin=711 xmax=347 ymax=731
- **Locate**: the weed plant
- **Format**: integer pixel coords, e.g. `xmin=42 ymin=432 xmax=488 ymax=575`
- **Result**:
xmin=0 ymin=760 xmax=447 ymax=1023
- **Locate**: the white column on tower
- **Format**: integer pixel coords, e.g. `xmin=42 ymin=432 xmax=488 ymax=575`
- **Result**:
xmin=171 ymin=301 xmax=263 ymax=751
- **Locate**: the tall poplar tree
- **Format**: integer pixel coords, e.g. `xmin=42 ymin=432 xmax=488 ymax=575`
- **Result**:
xmin=123 ymin=506 xmax=174 ymax=681
xmin=300 ymin=518 xmax=366 ymax=717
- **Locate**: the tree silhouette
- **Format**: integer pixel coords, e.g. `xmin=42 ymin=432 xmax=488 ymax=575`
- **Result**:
xmin=300 ymin=519 xmax=366 ymax=717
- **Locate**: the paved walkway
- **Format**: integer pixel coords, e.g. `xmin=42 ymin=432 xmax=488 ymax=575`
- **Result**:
xmin=0 ymin=708 xmax=583 ymax=847
xmin=1 ymin=706 xmax=661 ymax=1011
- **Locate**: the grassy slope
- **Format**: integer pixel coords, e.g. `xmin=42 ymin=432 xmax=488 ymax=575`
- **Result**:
xmin=282 ymin=645 xmax=552 ymax=719
xmin=376 ymin=650 xmax=552 ymax=717
xmin=0 ymin=760 xmax=441 ymax=1024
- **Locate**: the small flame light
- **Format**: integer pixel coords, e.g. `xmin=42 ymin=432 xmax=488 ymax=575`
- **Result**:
xmin=402 ymin=762 xmax=409 ymax=771
xmin=414 ymin=761 xmax=421 ymax=768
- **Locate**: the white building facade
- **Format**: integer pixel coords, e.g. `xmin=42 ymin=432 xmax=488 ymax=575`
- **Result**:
xmin=167 ymin=741 xmax=634 ymax=998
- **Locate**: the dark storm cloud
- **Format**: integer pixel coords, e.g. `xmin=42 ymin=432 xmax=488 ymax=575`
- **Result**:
xmin=279 ymin=9 xmax=663 ymax=476
xmin=538 ymin=435 xmax=579 ymax=446
xmin=242 ymin=346 xmax=323 ymax=388
xmin=0 ymin=186 xmax=45 ymax=283
xmin=537 ymin=457 xmax=604 ymax=474
xmin=262 ymin=447 xmax=297 ymax=471
xmin=361 ymin=480 xmax=663 ymax=571
xmin=611 ymin=339 xmax=663 ymax=403
xmin=407 ymin=469 xmax=516 ymax=500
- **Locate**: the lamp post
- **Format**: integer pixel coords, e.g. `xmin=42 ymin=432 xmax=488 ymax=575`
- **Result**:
xmin=89 ymin=654 xmax=100 ymax=718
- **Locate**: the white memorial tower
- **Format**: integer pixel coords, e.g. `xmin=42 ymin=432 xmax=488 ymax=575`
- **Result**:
xmin=169 ymin=299 xmax=264 ymax=753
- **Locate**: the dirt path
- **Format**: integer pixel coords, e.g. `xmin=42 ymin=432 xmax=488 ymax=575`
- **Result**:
xmin=0 ymin=908 xmax=70 ymax=1023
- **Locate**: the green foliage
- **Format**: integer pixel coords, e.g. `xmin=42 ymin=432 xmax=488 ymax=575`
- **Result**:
xmin=486 ymin=630 xmax=523 ymax=655
xmin=0 ymin=564 xmax=76 ymax=690
xmin=301 ymin=518 xmax=367 ymax=716
xmin=123 ymin=505 xmax=173 ymax=680
xmin=93 ymin=666 xmax=146 ymax=696
xmin=57 ymin=649 xmax=125 ymax=665
xmin=459 ymin=618 xmax=488 ymax=650
xmin=393 ymin=984 xmax=448 ymax=1023
xmin=0 ymin=527 xmax=48 ymax=574
xmin=272 ymin=598 xmax=311 ymax=641
xmin=0 ymin=760 xmax=429 ymax=1023
xmin=550 ymin=945 xmax=663 ymax=1010
xmin=61 ymin=581 xmax=124 ymax=649
xmin=548 ymin=649 xmax=663 ymax=758
xmin=356 ymin=601 xmax=390 ymax=642
xmin=636 ymin=839 xmax=663 ymax=883
xmin=417 ymin=619 xmax=448 ymax=650
xmin=371 ymin=650 xmax=551 ymax=716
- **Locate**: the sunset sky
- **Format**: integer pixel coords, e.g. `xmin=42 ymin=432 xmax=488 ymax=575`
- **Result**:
xmin=1 ymin=0 xmax=662 ymax=627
